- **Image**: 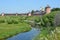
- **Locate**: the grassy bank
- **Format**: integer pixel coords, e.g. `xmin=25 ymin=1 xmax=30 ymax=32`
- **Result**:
xmin=33 ymin=27 xmax=60 ymax=40
xmin=0 ymin=16 xmax=31 ymax=40
xmin=0 ymin=23 xmax=31 ymax=40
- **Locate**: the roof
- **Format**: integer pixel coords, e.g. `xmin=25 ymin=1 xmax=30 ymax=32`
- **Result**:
xmin=28 ymin=10 xmax=45 ymax=15
xmin=45 ymin=5 xmax=50 ymax=8
xmin=34 ymin=10 xmax=45 ymax=15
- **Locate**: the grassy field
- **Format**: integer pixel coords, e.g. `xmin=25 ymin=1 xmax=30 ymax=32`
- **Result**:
xmin=0 ymin=16 xmax=31 ymax=40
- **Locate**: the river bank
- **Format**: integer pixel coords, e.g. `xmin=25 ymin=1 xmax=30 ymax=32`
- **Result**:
xmin=7 ymin=28 xmax=40 ymax=40
xmin=33 ymin=27 xmax=60 ymax=40
xmin=0 ymin=23 xmax=31 ymax=40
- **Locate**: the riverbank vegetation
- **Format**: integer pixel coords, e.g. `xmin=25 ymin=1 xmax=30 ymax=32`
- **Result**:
xmin=33 ymin=11 xmax=60 ymax=40
xmin=0 ymin=16 xmax=31 ymax=40
xmin=33 ymin=27 xmax=60 ymax=40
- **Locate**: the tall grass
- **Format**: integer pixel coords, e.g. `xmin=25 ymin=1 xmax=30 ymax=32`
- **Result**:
xmin=0 ymin=16 xmax=26 ymax=24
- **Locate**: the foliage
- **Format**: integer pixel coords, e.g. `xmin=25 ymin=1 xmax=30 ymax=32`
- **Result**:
xmin=33 ymin=11 xmax=60 ymax=40
xmin=34 ymin=11 xmax=57 ymax=27
xmin=0 ymin=19 xmax=5 ymax=23
xmin=0 ymin=16 xmax=27 ymax=24
xmin=31 ymin=10 xmax=35 ymax=15
xmin=51 ymin=8 xmax=60 ymax=11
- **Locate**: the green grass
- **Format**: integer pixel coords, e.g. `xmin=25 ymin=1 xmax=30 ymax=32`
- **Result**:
xmin=0 ymin=16 xmax=32 ymax=40
xmin=0 ymin=23 xmax=31 ymax=40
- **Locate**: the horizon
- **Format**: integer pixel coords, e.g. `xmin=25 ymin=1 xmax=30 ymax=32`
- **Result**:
xmin=0 ymin=0 xmax=60 ymax=13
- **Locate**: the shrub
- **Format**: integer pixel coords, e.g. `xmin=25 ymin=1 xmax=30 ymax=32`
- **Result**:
xmin=13 ymin=20 xmax=19 ymax=24
xmin=0 ymin=19 xmax=5 ymax=23
xmin=7 ymin=19 xmax=13 ymax=24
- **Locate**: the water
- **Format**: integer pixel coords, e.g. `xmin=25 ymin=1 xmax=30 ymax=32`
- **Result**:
xmin=7 ymin=28 xmax=40 ymax=40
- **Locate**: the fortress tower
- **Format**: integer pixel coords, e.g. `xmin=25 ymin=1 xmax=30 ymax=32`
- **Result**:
xmin=45 ymin=5 xmax=51 ymax=14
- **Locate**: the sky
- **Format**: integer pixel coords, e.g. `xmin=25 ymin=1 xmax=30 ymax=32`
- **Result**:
xmin=0 ymin=0 xmax=60 ymax=13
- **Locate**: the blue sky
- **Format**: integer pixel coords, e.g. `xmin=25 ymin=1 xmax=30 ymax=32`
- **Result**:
xmin=0 ymin=0 xmax=60 ymax=13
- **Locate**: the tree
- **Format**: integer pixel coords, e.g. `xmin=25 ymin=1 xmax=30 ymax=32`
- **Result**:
xmin=31 ymin=10 xmax=34 ymax=15
xmin=51 ymin=8 xmax=60 ymax=11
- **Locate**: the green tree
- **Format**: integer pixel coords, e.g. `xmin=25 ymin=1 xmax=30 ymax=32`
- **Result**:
xmin=51 ymin=8 xmax=60 ymax=11
xmin=31 ymin=10 xmax=34 ymax=15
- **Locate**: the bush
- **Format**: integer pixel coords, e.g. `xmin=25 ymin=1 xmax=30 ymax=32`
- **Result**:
xmin=13 ymin=20 xmax=19 ymax=24
xmin=0 ymin=19 xmax=5 ymax=23
xmin=7 ymin=19 xmax=13 ymax=24
xmin=6 ymin=19 xmax=19 ymax=24
xmin=34 ymin=11 xmax=57 ymax=27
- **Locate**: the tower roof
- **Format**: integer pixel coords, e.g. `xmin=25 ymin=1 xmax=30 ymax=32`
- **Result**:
xmin=46 ymin=5 xmax=50 ymax=8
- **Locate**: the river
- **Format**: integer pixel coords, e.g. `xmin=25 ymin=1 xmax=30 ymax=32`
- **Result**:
xmin=7 ymin=28 xmax=40 ymax=40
